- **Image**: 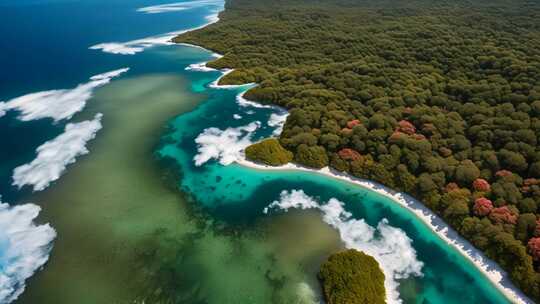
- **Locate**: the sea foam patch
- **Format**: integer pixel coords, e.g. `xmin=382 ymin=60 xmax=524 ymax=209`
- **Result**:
xmin=0 ymin=68 xmax=128 ymax=122
xmin=185 ymin=62 xmax=218 ymax=72
xmin=137 ymin=0 xmax=224 ymax=14
xmin=0 ymin=199 xmax=56 ymax=303
xmin=12 ymin=113 xmax=104 ymax=192
xmin=90 ymin=31 xmax=184 ymax=55
xmin=236 ymin=91 xmax=273 ymax=108
xmin=92 ymin=1 xmax=222 ymax=56
xmin=264 ymin=189 xmax=424 ymax=304
xmin=268 ymin=112 xmax=289 ymax=136
xmin=193 ymin=122 xmax=260 ymax=166
xmin=90 ymin=23 xmax=220 ymax=55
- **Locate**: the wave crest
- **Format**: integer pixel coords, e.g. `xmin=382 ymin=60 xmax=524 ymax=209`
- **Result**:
xmin=0 ymin=68 xmax=128 ymax=122
xmin=0 ymin=199 xmax=56 ymax=303
xmin=193 ymin=122 xmax=260 ymax=166
xmin=13 ymin=114 xmax=104 ymax=192
xmin=137 ymin=0 xmax=224 ymax=14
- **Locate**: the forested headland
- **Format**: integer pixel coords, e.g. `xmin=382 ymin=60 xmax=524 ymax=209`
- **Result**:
xmin=174 ymin=0 xmax=540 ymax=300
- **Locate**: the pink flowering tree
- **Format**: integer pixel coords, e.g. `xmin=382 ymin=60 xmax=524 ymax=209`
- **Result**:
xmin=473 ymin=198 xmax=494 ymax=217
xmin=528 ymin=237 xmax=540 ymax=261
xmin=338 ymin=148 xmax=362 ymax=162
xmin=473 ymin=178 xmax=491 ymax=192
xmin=489 ymin=206 xmax=518 ymax=225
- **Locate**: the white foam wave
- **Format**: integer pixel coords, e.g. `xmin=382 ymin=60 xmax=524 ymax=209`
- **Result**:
xmin=137 ymin=0 xmax=223 ymax=14
xmin=0 ymin=69 xmax=128 ymax=122
xmin=12 ymin=114 xmax=104 ymax=192
xmin=91 ymin=2 xmax=222 ymax=56
xmin=235 ymin=91 xmax=273 ymax=108
xmin=89 ymin=21 xmax=220 ymax=55
xmin=90 ymin=31 xmax=182 ymax=55
xmin=0 ymin=198 xmax=56 ymax=303
xmin=185 ymin=62 xmax=218 ymax=72
xmin=268 ymin=112 xmax=288 ymax=136
xmin=193 ymin=122 xmax=260 ymax=166
xmin=205 ymin=69 xmax=255 ymax=89
xmin=233 ymin=114 xmax=242 ymax=120
xmin=264 ymin=189 xmax=423 ymax=304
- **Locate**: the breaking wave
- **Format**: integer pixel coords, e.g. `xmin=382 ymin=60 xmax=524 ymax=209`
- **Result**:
xmin=193 ymin=122 xmax=260 ymax=166
xmin=0 ymin=69 xmax=128 ymax=122
xmin=12 ymin=113 xmax=103 ymax=192
xmin=137 ymin=0 xmax=224 ymax=14
xmin=268 ymin=112 xmax=289 ymax=136
xmin=91 ymin=1 xmax=223 ymax=55
xmin=0 ymin=198 xmax=56 ymax=303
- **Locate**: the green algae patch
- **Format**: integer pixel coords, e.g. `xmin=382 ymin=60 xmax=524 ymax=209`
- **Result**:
xmin=245 ymin=138 xmax=293 ymax=166
xmin=319 ymin=249 xmax=386 ymax=304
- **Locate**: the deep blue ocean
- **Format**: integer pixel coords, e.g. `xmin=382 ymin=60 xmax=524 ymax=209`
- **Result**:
xmin=0 ymin=0 xmax=529 ymax=303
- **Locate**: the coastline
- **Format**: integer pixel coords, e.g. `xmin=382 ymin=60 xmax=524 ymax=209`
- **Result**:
xmin=90 ymin=12 xmax=221 ymax=55
xmin=175 ymin=38 xmax=534 ymax=303
xmin=237 ymin=158 xmax=532 ymax=304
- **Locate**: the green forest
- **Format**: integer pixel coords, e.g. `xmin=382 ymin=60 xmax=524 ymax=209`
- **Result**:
xmin=175 ymin=0 xmax=540 ymax=300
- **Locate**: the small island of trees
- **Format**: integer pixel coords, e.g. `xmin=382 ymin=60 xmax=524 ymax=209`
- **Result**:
xmin=318 ymin=249 xmax=386 ymax=304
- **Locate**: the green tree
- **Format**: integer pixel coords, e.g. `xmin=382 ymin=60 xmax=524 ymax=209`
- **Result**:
xmin=295 ymin=144 xmax=329 ymax=168
xmin=319 ymin=249 xmax=385 ymax=304
xmin=455 ymin=160 xmax=481 ymax=185
xmin=245 ymin=138 xmax=293 ymax=166
xmin=516 ymin=214 xmax=537 ymax=242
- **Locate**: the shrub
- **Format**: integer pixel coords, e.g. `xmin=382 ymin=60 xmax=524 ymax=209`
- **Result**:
xmin=245 ymin=138 xmax=293 ymax=166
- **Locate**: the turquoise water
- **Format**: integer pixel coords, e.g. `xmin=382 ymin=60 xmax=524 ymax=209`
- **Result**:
xmin=0 ymin=0 xmax=521 ymax=302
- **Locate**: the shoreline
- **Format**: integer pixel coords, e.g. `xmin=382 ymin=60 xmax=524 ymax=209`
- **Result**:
xmin=236 ymin=158 xmax=533 ymax=304
xmin=90 ymin=12 xmax=221 ymax=55
xmin=177 ymin=40 xmax=534 ymax=303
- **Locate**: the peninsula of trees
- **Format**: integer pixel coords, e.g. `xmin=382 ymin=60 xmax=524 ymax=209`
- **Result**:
xmin=175 ymin=0 xmax=540 ymax=300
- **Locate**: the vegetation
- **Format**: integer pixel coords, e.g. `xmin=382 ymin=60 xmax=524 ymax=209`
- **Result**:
xmin=245 ymin=138 xmax=293 ymax=166
xmin=175 ymin=0 xmax=540 ymax=299
xmin=318 ymin=249 xmax=386 ymax=304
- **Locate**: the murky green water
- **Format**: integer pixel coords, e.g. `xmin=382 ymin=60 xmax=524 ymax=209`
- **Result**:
xmin=17 ymin=65 xmax=341 ymax=304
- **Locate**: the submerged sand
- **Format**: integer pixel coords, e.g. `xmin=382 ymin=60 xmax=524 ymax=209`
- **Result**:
xmin=16 ymin=73 xmax=341 ymax=304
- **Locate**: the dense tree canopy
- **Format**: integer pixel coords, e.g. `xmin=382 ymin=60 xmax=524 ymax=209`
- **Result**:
xmin=318 ymin=249 xmax=386 ymax=304
xmin=175 ymin=0 xmax=540 ymax=300
xmin=245 ymin=138 xmax=293 ymax=166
